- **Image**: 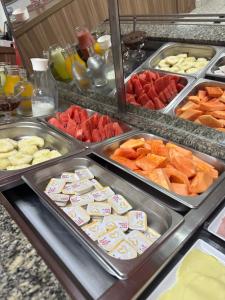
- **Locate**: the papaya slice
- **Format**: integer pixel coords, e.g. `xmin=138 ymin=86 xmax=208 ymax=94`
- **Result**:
xmin=146 ymin=153 xmax=167 ymax=168
xmin=168 ymin=148 xmax=196 ymax=178
xmin=205 ymin=86 xmax=223 ymax=98
xmin=187 ymin=95 xmax=201 ymax=104
xmin=136 ymin=147 xmax=151 ymax=158
xmin=135 ymin=156 xmax=158 ymax=171
xmin=210 ymin=110 xmax=225 ymax=120
xmin=120 ymin=138 xmax=145 ymax=149
xmin=113 ymin=148 xmax=138 ymax=160
xmin=179 ymin=101 xmax=200 ymax=112
xmin=166 ymin=142 xmax=192 ymax=158
xmin=110 ymin=155 xmax=138 ymax=171
xmin=165 ymin=166 xmax=190 ymax=191
xmin=199 ymin=101 xmax=225 ymax=112
xmin=190 ymin=171 xmax=214 ymax=194
xmin=192 ymin=155 xmax=218 ymax=179
xmin=149 ymin=139 xmax=168 ymax=156
xmin=179 ymin=109 xmax=203 ymax=121
xmin=197 ymin=90 xmax=207 ymax=100
xmin=198 ymin=115 xmax=223 ymax=128
xmin=171 ymin=183 xmax=189 ymax=196
xmin=147 ymin=168 xmax=171 ymax=191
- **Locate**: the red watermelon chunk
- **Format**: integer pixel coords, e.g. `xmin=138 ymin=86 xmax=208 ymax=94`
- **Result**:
xmin=138 ymin=93 xmax=149 ymax=106
xmin=92 ymin=129 xmax=102 ymax=142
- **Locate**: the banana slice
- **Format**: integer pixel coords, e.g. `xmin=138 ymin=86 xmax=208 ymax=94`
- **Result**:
xmin=0 ymin=158 xmax=11 ymax=170
xmin=18 ymin=136 xmax=44 ymax=148
xmin=165 ymin=56 xmax=179 ymax=66
xmin=0 ymin=139 xmax=14 ymax=153
xmin=185 ymin=57 xmax=196 ymax=62
xmin=7 ymin=164 xmax=30 ymax=171
xmin=170 ymin=66 xmax=181 ymax=73
xmin=8 ymin=153 xmax=33 ymax=166
xmin=158 ymin=59 xmax=169 ymax=67
xmin=4 ymin=138 xmax=18 ymax=148
xmin=186 ymin=67 xmax=198 ymax=74
xmin=33 ymin=149 xmax=50 ymax=159
xmin=177 ymin=53 xmax=188 ymax=58
xmin=197 ymin=57 xmax=208 ymax=62
xmin=48 ymin=150 xmax=61 ymax=159
xmin=0 ymin=150 xmax=18 ymax=159
xmin=19 ymin=144 xmax=38 ymax=155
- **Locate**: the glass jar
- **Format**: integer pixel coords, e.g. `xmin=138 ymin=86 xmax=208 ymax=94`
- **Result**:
xmin=15 ymin=69 xmax=33 ymax=116
xmin=4 ymin=66 xmax=21 ymax=96
xmin=48 ymin=45 xmax=71 ymax=82
xmin=0 ymin=63 xmax=6 ymax=93
xmin=31 ymin=58 xmax=58 ymax=117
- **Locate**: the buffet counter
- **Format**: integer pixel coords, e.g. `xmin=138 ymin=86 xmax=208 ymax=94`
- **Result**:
xmin=1 ymin=23 xmax=225 ymax=300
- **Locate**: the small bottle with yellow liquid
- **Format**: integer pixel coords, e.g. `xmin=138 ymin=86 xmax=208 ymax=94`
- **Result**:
xmin=63 ymin=44 xmax=91 ymax=91
xmin=15 ymin=68 xmax=33 ymax=116
xmin=4 ymin=66 xmax=21 ymax=96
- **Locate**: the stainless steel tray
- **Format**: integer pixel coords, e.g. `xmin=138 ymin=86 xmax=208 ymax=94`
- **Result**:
xmin=93 ymin=132 xmax=225 ymax=209
xmin=22 ymin=155 xmax=183 ymax=280
xmin=144 ymin=42 xmax=223 ymax=78
xmin=206 ymin=52 xmax=225 ymax=81
xmin=39 ymin=105 xmax=138 ymax=148
xmin=0 ymin=120 xmax=84 ymax=191
xmin=109 ymin=66 xmax=195 ymax=113
xmin=165 ymin=78 xmax=225 ymax=116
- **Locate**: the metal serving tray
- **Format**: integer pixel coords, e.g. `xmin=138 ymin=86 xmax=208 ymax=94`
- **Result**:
xmin=144 ymin=42 xmax=223 ymax=78
xmin=109 ymin=67 xmax=195 ymax=113
xmin=165 ymin=78 xmax=225 ymax=116
xmin=22 ymin=155 xmax=183 ymax=280
xmin=206 ymin=52 xmax=225 ymax=82
xmin=39 ymin=105 xmax=138 ymax=148
xmin=0 ymin=121 xmax=84 ymax=191
xmin=94 ymin=132 xmax=225 ymax=209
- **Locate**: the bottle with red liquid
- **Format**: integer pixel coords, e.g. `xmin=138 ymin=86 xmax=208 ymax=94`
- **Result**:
xmin=75 ymin=26 xmax=95 ymax=61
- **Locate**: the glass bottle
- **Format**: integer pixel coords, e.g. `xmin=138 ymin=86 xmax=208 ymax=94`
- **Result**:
xmin=75 ymin=26 xmax=95 ymax=61
xmin=48 ymin=45 xmax=71 ymax=82
xmin=0 ymin=63 xmax=6 ymax=94
xmin=86 ymin=45 xmax=108 ymax=87
xmin=62 ymin=44 xmax=90 ymax=90
xmin=15 ymin=68 xmax=33 ymax=116
xmin=30 ymin=58 xmax=58 ymax=116
xmin=4 ymin=66 xmax=21 ymax=96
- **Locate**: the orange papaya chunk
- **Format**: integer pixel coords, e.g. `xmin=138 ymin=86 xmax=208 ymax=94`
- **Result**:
xmin=190 ymin=171 xmax=214 ymax=194
xmin=171 ymin=183 xmax=189 ymax=196
xmin=113 ymin=148 xmax=138 ymax=160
